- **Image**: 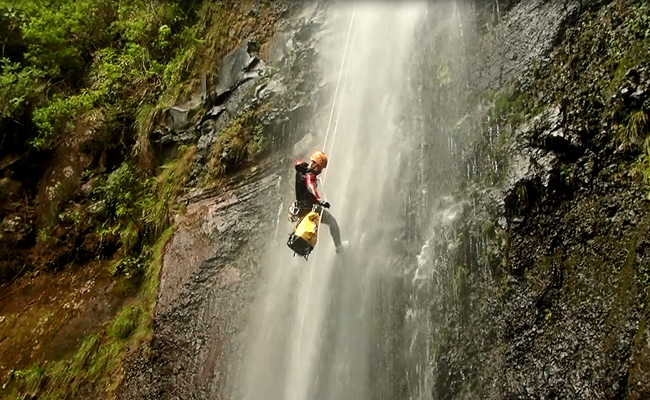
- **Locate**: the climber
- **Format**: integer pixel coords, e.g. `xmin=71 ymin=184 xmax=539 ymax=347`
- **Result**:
xmin=291 ymin=150 xmax=345 ymax=254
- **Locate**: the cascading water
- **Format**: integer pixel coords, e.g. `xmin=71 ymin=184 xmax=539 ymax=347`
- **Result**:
xmin=236 ymin=2 xmax=474 ymax=399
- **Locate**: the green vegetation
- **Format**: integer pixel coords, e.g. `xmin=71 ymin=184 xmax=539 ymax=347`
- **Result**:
xmin=207 ymin=110 xmax=267 ymax=179
xmin=109 ymin=305 xmax=142 ymax=340
xmin=92 ymin=144 xmax=195 ymax=285
xmin=0 ymin=0 xmax=207 ymax=151
xmin=2 ymin=145 xmax=184 ymax=397
xmin=491 ymin=87 xmax=540 ymax=127
xmin=4 ymin=334 xmax=122 ymax=400
xmin=4 ymin=226 xmax=174 ymax=399
xmin=487 ymin=1 xmax=650 ymax=190
xmin=0 ymin=0 xmax=280 ymax=397
xmin=557 ymin=2 xmax=649 ymax=131
xmin=625 ymin=110 xmax=649 ymax=146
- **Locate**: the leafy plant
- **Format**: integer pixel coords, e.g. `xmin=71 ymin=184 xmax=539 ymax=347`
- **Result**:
xmin=0 ymin=0 xmax=206 ymax=150
xmin=12 ymin=365 xmax=46 ymax=395
xmin=111 ymin=255 xmax=146 ymax=279
xmin=95 ymin=163 xmax=146 ymax=222
xmin=0 ymin=59 xmax=45 ymax=118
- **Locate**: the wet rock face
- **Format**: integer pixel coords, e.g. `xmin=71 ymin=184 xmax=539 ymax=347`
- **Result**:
xmin=474 ymin=0 xmax=580 ymax=90
xmin=156 ymin=4 xmax=326 ymax=167
xmin=119 ymin=164 xmax=282 ymax=400
xmin=427 ymin=1 xmax=650 ymax=399
xmin=499 ymin=181 xmax=649 ymax=398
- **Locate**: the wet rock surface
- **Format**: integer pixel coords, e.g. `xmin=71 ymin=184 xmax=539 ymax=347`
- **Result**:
xmin=474 ymin=0 xmax=580 ymax=90
xmin=426 ymin=0 xmax=650 ymax=399
xmin=118 ymin=162 xmax=282 ymax=400
xmin=0 ymin=261 xmax=124 ymax=383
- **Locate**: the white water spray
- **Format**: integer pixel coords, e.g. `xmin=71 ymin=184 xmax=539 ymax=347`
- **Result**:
xmin=236 ymin=2 xmax=469 ymax=399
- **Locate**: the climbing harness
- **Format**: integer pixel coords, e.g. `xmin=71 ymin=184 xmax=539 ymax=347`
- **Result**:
xmin=288 ymin=201 xmax=302 ymax=223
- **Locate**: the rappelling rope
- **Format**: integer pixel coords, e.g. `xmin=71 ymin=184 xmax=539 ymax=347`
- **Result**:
xmin=316 ymin=5 xmax=357 ymax=231
xmin=322 ymin=6 xmax=357 ymax=159
xmin=296 ymin=7 xmax=357 ymax=375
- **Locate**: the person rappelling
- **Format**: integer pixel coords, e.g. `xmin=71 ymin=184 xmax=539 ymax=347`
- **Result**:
xmin=287 ymin=150 xmax=346 ymax=258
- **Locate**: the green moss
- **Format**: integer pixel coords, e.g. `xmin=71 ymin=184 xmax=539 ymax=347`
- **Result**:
xmin=135 ymin=226 xmax=174 ymax=341
xmin=491 ymin=85 xmax=542 ymax=127
xmin=145 ymin=145 xmax=196 ymax=235
xmin=110 ymin=254 xmax=147 ymax=281
xmin=69 ymin=335 xmax=101 ymax=373
xmin=109 ymin=305 xmax=142 ymax=340
xmin=11 ymin=365 xmax=46 ymax=396
xmin=4 ymin=223 xmax=172 ymax=398
xmin=544 ymin=310 xmax=553 ymax=321
xmin=206 ymin=110 xmax=268 ymax=180
xmin=1 ymin=144 xmax=187 ymax=397
xmin=600 ymin=231 xmax=644 ymax=344
xmin=5 ymin=334 xmax=123 ymax=400
xmin=120 ymin=221 xmax=141 ymax=254
xmin=95 ymin=145 xmax=193 ymax=262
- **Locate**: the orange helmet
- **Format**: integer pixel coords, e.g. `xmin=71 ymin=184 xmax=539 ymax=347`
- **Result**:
xmin=310 ymin=151 xmax=328 ymax=169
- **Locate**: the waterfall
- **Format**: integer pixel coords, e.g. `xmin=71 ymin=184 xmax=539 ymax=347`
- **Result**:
xmin=236 ymin=2 xmax=473 ymax=399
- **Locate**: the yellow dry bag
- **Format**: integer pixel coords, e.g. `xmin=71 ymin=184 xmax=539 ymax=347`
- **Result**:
xmin=287 ymin=211 xmax=320 ymax=258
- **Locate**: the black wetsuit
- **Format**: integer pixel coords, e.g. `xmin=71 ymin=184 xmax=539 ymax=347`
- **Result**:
xmin=294 ymin=161 xmax=342 ymax=248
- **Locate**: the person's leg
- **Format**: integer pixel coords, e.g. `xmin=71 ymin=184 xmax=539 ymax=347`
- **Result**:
xmin=320 ymin=209 xmax=342 ymax=249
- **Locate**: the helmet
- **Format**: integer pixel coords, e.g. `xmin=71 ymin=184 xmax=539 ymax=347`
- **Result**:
xmin=310 ymin=151 xmax=328 ymax=169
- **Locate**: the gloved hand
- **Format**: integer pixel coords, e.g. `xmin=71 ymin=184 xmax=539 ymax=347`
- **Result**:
xmin=319 ymin=200 xmax=331 ymax=209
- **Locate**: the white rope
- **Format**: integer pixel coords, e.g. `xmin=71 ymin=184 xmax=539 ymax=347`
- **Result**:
xmin=316 ymin=6 xmax=356 ymax=242
xmin=292 ymin=8 xmax=357 ymax=386
xmin=321 ymin=6 xmax=357 ymax=164
xmin=319 ymin=5 xmax=357 ymax=190
xmin=295 ymin=8 xmax=357 ymax=383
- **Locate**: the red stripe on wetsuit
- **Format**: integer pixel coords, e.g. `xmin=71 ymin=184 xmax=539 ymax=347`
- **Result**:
xmin=305 ymin=173 xmax=321 ymax=201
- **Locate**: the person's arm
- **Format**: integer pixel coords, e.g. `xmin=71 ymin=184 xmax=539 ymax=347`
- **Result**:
xmin=295 ymin=160 xmax=308 ymax=172
xmin=305 ymin=173 xmax=321 ymax=201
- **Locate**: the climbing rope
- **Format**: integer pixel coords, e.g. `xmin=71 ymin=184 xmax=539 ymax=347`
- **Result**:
xmin=316 ymin=5 xmax=357 ymax=232
xmin=321 ymin=5 xmax=357 ymax=185
xmin=296 ymin=7 xmax=357 ymax=374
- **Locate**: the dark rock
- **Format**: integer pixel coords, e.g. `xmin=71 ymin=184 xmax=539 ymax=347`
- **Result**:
xmin=118 ymin=162 xmax=283 ymax=400
xmin=624 ymin=68 xmax=640 ymax=84
xmin=214 ymin=42 xmax=255 ymax=97
xmin=620 ymin=87 xmax=632 ymax=97
xmin=120 ymin=5 xmax=325 ymax=397
xmin=202 ymin=105 xmax=226 ymax=122
xmin=158 ymin=128 xmax=198 ymax=146
xmin=475 ymin=0 xmax=581 ymax=90
xmin=168 ymin=106 xmax=190 ymax=130
xmin=518 ymin=106 xmax=583 ymax=160
xmin=631 ymin=87 xmax=645 ymax=100
xmin=209 ymin=41 xmax=268 ymax=107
